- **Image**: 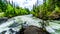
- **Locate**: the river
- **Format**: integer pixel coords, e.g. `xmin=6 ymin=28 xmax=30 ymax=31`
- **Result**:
xmin=0 ymin=14 xmax=60 ymax=34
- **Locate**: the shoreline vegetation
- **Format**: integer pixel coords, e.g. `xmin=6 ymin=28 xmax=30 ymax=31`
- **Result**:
xmin=0 ymin=0 xmax=60 ymax=20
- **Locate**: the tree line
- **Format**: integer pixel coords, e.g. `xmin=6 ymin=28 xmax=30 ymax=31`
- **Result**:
xmin=0 ymin=0 xmax=60 ymax=20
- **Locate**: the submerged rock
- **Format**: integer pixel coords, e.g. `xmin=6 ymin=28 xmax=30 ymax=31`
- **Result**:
xmin=0 ymin=17 xmax=8 ymax=23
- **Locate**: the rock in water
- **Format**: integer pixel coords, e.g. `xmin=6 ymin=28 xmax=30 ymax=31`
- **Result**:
xmin=24 ymin=25 xmax=50 ymax=34
xmin=0 ymin=17 xmax=8 ymax=23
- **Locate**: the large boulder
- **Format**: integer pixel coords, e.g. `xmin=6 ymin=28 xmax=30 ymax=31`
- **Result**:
xmin=24 ymin=25 xmax=50 ymax=34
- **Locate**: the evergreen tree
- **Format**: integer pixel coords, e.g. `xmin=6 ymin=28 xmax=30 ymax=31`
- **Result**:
xmin=0 ymin=0 xmax=7 ymax=12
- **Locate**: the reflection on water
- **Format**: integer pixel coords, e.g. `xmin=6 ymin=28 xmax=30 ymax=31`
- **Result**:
xmin=0 ymin=14 xmax=60 ymax=34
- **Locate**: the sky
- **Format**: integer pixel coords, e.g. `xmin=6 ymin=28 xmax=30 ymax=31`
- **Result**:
xmin=7 ymin=0 xmax=43 ymax=10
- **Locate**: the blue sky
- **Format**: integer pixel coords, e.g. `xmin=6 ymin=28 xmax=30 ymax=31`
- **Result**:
xmin=7 ymin=0 xmax=43 ymax=10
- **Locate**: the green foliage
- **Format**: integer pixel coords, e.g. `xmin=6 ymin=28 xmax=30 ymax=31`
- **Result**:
xmin=4 ymin=4 xmax=14 ymax=17
xmin=4 ymin=4 xmax=30 ymax=18
xmin=31 ymin=0 xmax=60 ymax=20
xmin=0 ymin=0 xmax=30 ymax=18
xmin=0 ymin=9 xmax=2 ymax=12
xmin=0 ymin=12 xmax=5 ymax=18
xmin=0 ymin=0 xmax=7 ymax=12
xmin=0 ymin=0 xmax=60 ymax=19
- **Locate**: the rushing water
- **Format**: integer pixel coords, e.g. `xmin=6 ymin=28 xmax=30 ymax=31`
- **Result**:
xmin=0 ymin=14 xmax=60 ymax=34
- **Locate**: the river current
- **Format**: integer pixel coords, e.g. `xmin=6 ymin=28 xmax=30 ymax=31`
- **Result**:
xmin=0 ymin=14 xmax=60 ymax=34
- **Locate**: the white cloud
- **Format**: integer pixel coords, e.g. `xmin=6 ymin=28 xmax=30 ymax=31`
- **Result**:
xmin=7 ymin=0 xmax=43 ymax=10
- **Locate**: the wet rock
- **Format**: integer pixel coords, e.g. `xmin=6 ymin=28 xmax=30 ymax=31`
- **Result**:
xmin=23 ymin=25 xmax=50 ymax=34
xmin=0 ymin=17 xmax=8 ymax=23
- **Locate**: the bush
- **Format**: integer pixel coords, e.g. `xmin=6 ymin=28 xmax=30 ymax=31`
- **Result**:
xmin=4 ymin=4 xmax=30 ymax=18
xmin=0 ymin=12 xmax=5 ymax=18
